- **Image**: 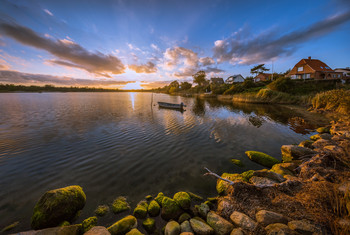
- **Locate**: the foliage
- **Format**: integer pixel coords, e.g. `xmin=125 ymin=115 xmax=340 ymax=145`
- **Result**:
xmin=312 ymin=89 xmax=350 ymax=115
xmin=250 ymin=64 xmax=269 ymax=76
xmin=267 ymin=77 xmax=293 ymax=92
xmin=180 ymin=81 xmax=192 ymax=90
xmin=192 ymin=70 xmax=208 ymax=87
xmin=210 ymin=83 xmax=230 ymax=94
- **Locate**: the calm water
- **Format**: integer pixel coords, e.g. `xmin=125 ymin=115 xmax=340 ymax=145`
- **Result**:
xmin=0 ymin=92 xmax=327 ymax=231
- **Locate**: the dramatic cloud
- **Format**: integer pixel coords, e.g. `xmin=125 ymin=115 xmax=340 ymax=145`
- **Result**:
xmin=199 ymin=57 xmax=215 ymax=66
xmin=0 ymin=22 xmax=126 ymax=77
xmin=213 ymin=11 xmax=350 ymax=65
xmin=205 ymin=67 xmax=225 ymax=73
xmin=0 ymin=70 xmax=129 ymax=86
xmin=128 ymin=62 xmax=157 ymax=73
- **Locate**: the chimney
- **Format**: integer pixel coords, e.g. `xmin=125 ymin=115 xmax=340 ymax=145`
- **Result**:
xmin=308 ymin=56 xmax=311 ymax=60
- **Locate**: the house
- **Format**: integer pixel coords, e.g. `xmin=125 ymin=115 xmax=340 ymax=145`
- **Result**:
xmin=210 ymin=77 xmax=224 ymax=85
xmin=254 ymin=73 xmax=272 ymax=82
xmin=225 ymin=74 xmax=245 ymax=84
xmin=335 ymin=68 xmax=350 ymax=79
xmin=287 ymin=57 xmax=343 ymax=80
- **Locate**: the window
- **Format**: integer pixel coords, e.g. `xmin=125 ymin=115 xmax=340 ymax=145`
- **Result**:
xmin=297 ymin=67 xmax=303 ymax=72
xmin=333 ymin=74 xmax=336 ymax=78
xmin=338 ymin=74 xmax=341 ymax=78
xmin=306 ymin=74 xmax=310 ymax=78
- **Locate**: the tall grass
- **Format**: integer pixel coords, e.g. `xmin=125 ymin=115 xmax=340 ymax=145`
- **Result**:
xmin=312 ymin=89 xmax=350 ymax=115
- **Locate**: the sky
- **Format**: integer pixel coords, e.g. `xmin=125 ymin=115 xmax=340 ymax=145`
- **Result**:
xmin=0 ymin=0 xmax=350 ymax=89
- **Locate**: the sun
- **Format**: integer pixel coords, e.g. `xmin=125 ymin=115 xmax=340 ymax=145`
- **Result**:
xmin=122 ymin=81 xmax=144 ymax=90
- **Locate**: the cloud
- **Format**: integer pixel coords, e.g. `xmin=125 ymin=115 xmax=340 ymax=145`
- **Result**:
xmin=0 ymin=22 xmax=126 ymax=77
xmin=0 ymin=70 xmax=129 ymax=86
xmin=0 ymin=58 xmax=11 ymax=69
xmin=128 ymin=61 xmax=157 ymax=73
xmin=43 ymin=9 xmax=53 ymax=16
xmin=199 ymin=57 xmax=215 ymax=66
xmin=213 ymin=11 xmax=350 ymax=65
xmin=204 ymin=67 xmax=225 ymax=73
xmin=151 ymin=43 xmax=160 ymax=51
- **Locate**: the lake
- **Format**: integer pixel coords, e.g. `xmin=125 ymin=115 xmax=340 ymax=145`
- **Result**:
xmin=0 ymin=92 xmax=328 ymax=231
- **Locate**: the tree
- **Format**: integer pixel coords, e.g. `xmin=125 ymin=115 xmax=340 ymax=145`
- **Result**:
xmin=192 ymin=71 xmax=207 ymax=87
xmin=250 ymin=64 xmax=270 ymax=76
xmin=169 ymin=80 xmax=179 ymax=88
xmin=180 ymin=82 xmax=192 ymax=90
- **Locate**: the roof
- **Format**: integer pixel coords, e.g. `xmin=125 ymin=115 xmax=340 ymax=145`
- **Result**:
xmin=335 ymin=68 xmax=350 ymax=71
xmin=288 ymin=58 xmax=334 ymax=75
xmin=210 ymin=77 xmax=224 ymax=83
xmin=255 ymin=73 xmax=272 ymax=78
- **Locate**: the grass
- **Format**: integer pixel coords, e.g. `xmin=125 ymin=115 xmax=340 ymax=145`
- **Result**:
xmin=312 ymin=89 xmax=350 ymax=115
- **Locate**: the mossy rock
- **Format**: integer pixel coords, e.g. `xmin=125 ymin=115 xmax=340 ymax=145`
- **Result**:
xmin=155 ymin=192 xmax=165 ymax=206
xmin=271 ymin=164 xmax=294 ymax=176
xmin=142 ymin=218 xmax=156 ymax=233
xmin=161 ymin=197 xmax=182 ymax=220
xmin=231 ymin=159 xmax=245 ymax=167
xmin=148 ymin=200 xmax=160 ymax=217
xmin=245 ymin=151 xmax=280 ymax=168
xmin=216 ymin=173 xmax=244 ymax=195
xmin=207 ymin=197 xmax=218 ymax=203
xmin=112 ymin=196 xmax=130 ymax=214
xmin=59 ymin=221 xmax=70 ymax=227
xmin=125 ymin=228 xmax=144 ymax=235
xmin=241 ymin=170 xmax=255 ymax=182
xmin=82 ymin=216 xmax=97 ymax=233
xmin=95 ymin=205 xmax=109 ymax=216
xmin=310 ymin=134 xmax=321 ymax=141
xmin=178 ymin=213 xmax=191 ymax=223
xmin=133 ymin=200 xmax=148 ymax=219
xmin=1 ymin=221 xmax=19 ymax=232
xmin=195 ymin=203 xmax=210 ymax=218
xmin=107 ymin=215 xmax=137 ymax=235
xmin=165 ymin=221 xmax=180 ymax=235
xmin=145 ymin=195 xmax=153 ymax=201
xmin=173 ymin=192 xmax=191 ymax=210
xmin=186 ymin=192 xmax=203 ymax=201
xmin=31 ymin=185 xmax=86 ymax=230
xmin=316 ymin=126 xmax=330 ymax=134
xmin=298 ymin=140 xmax=314 ymax=149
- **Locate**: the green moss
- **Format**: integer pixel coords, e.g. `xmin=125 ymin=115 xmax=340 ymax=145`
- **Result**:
xmin=231 ymin=159 xmax=245 ymax=167
xmin=204 ymin=200 xmax=215 ymax=209
xmin=31 ymin=185 xmax=86 ymax=230
xmin=126 ymin=228 xmax=144 ymax=235
xmin=161 ymin=197 xmax=182 ymax=220
xmin=216 ymin=173 xmax=244 ymax=195
xmin=142 ymin=218 xmax=156 ymax=233
xmin=207 ymin=197 xmax=218 ymax=203
xmin=173 ymin=192 xmax=191 ymax=210
xmin=112 ymin=197 xmax=130 ymax=214
xmin=145 ymin=195 xmax=153 ymax=201
xmin=178 ymin=213 xmax=191 ymax=224
xmin=82 ymin=216 xmax=97 ymax=233
xmin=133 ymin=200 xmax=148 ymax=219
xmin=240 ymin=170 xmax=255 ymax=181
xmin=316 ymin=126 xmax=330 ymax=134
xmin=94 ymin=205 xmax=109 ymax=216
xmin=271 ymin=164 xmax=294 ymax=176
xmin=298 ymin=140 xmax=314 ymax=149
xmin=1 ymin=221 xmax=19 ymax=232
xmin=107 ymin=215 xmax=137 ymax=235
xmin=154 ymin=192 xmax=165 ymax=206
xmin=310 ymin=134 xmax=321 ymax=141
xmin=245 ymin=151 xmax=280 ymax=168
xmin=148 ymin=200 xmax=160 ymax=217
xmin=186 ymin=192 xmax=203 ymax=201
xmin=59 ymin=221 xmax=70 ymax=227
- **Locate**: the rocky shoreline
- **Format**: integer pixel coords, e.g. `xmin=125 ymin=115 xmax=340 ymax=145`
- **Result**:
xmin=2 ymin=117 xmax=350 ymax=235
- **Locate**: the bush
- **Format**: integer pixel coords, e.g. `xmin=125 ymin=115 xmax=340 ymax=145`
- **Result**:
xmin=267 ymin=77 xmax=293 ymax=92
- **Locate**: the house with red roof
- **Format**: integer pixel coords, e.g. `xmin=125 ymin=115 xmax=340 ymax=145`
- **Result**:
xmin=287 ymin=57 xmax=342 ymax=80
xmin=254 ymin=73 xmax=272 ymax=82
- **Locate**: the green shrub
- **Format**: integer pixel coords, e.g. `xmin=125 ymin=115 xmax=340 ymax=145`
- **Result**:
xmin=267 ymin=77 xmax=293 ymax=92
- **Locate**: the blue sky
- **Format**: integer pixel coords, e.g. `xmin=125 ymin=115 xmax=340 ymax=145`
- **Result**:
xmin=0 ymin=0 xmax=349 ymax=89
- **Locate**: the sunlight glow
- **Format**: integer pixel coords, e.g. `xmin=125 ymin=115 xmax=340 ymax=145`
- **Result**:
xmin=122 ymin=81 xmax=144 ymax=90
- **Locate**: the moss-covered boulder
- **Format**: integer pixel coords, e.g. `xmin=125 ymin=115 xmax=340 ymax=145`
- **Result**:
xmin=245 ymin=151 xmax=280 ymax=168
xmin=207 ymin=211 xmax=233 ymax=235
xmin=187 ymin=192 xmax=203 ymax=201
xmin=112 ymin=196 xmax=130 ymax=214
xmin=125 ymin=228 xmax=144 ymax=235
xmin=298 ymin=140 xmax=314 ymax=149
xmin=59 ymin=221 xmax=70 ymax=227
xmin=316 ymin=126 xmax=330 ymax=134
xmin=107 ymin=215 xmax=137 ymax=235
xmin=281 ymin=145 xmax=316 ymax=162
xmin=145 ymin=195 xmax=153 ymax=201
xmin=231 ymin=159 xmax=244 ymax=167
xmin=195 ymin=203 xmax=210 ymax=219
xmin=190 ymin=218 xmax=214 ymax=235
xmin=178 ymin=213 xmax=191 ymax=223
xmin=252 ymin=169 xmax=285 ymax=182
xmin=155 ymin=192 xmax=165 ymax=206
xmin=241 ymin=170 xmax=255 ymax=182
xmin=31 ymin=185 xmax=86 ymax=230
xmin=174 ymin=192 xmax=191 ymax=210
xmin=271 ymin=164 xmax=294 ymax=176
xmin=133 ymin=200 xmax=148 ymax=219
xmin=216 ymin=173 xmax=244 ymax=195
xmin=204 ymin=201 xmax=215 ymax=210
xmin=95 ymin=205 xmax=109 ymax=216
xmin=161 ymin=197 xmax=182 ymax=220
xmin=310 ymin=133 xmax=332 ymax=141
xmin=82 ymin=216 xmax=97 ymax=233
xmin=148 ymin=200 xmax=161 ymax=217
xmin=142 ymin=218 xmax=156 ymax=233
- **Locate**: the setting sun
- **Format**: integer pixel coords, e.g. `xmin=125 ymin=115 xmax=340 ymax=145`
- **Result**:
xmin=122 ymin=81 xmax=144 ymax=90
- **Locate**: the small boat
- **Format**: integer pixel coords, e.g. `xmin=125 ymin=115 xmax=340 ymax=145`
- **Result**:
xmin=158 ymin=102 xmax=186 ymax=110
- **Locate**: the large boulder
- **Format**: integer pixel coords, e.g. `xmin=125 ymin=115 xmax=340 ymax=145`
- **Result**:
xmin=180 ymin=221 xmax=194 ymax=233
xmin=195 ymin=203 xmax=210 ymax=218
xmin=270 ymin=164 xmax=295 ymax=176
xmin=84 ymin=226 xmax=111 ymax=235
xmin=265 ymin=223 xmax=295 ymax=235
xmin=31 ymin=185 xmax=86 ymax=229
xmin=190 ymin=218 xmax=214 ymax=235
xmin=288 ymin=220 xmax=318 ymax=234
xmin=142 ymin=218 xmax=156 ymax=234
xmin=165 ymin=221 xmax=181 ymax=235
xmin=161 ymin=197 xmax=182 ymax=220
xmin=107 ymin=215 xmax=137 ymax=235
xmin=229 ymin=211 xmax=257 ymax=231
xmin=174 ymin=192 xmax=191 ymax=210
xmin=133 ymin=201 xmax=148 ymax=219
xmin=255 ymin=210 xmax=288 ymax=226
xmin=252 ymin=169 xmax=285 ymax=182
xmin=82 ymin=216 xmax=97 ymax=233
xmin=281 ymin=145 xmax=316 ymax=162
xmin=178 ymin=213 xmax=191 ymax=224
xmin=206 ymin=211 xmax=233 ymax=235
xmin=216 ymin=173 xmax=243 ymax=195
xmin=245 ymin=151 xmax=280 ymax=168
xmin=148 ymin=200 xmax=161 ymax=217
xmin=112 ymin=196 xmax=130 ymax=214
xmin=155 ymin=192 xmax=165 ymax=206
